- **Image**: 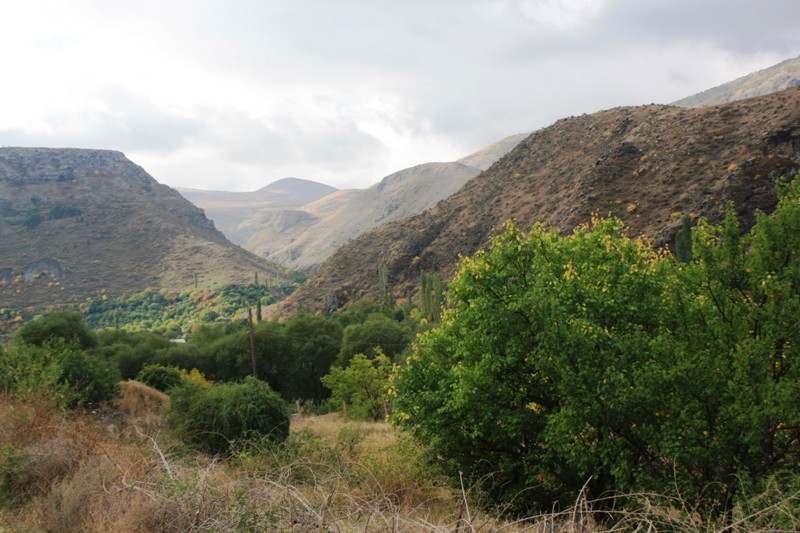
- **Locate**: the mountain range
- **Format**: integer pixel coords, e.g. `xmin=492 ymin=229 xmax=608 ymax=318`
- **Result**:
xmin=177 ymin=178 xmax=337 ymax=245
xmin=276 ymin=86 xmax=800 ymax=315
xmin=3 ymin=56 xmax=800 ymax=319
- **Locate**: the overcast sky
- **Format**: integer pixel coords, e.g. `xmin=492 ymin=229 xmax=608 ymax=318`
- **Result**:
xmin=1 ymin=1 xmax=798 ymax=191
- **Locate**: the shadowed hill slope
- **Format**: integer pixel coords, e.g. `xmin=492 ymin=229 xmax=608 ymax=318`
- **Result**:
xmin=277 ymin=87 xmax=800 ymax=314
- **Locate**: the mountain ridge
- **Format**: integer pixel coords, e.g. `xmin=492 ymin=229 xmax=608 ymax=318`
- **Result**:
xmin=241 ymin=133 xmax=529 ymax=271
xmin=177 ymin=177 xmax=337 ymax=244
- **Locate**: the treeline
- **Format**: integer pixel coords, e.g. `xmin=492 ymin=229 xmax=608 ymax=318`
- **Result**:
xmin=81 ymin=282 xmax=290 ymax=338
xmin=8 ymin=298 xmax=432 ymax=411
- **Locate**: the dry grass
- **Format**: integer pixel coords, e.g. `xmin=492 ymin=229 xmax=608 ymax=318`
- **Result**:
xmin=1 ymin=393 xmax=798 ymax=532
xmin=117 ymin=380 xmax=170 ymax=417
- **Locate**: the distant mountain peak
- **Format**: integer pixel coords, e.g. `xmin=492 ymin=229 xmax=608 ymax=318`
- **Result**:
xmin=255 ymin=177 xmax=338 ymax=194
xmin=673 ymin=55 xmax=800 ymax=107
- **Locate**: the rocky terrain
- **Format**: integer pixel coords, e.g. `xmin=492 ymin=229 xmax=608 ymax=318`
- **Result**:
xmin=0 ymin=148 xmax=290 ymax=311
xmin=276 ymin=87 xmax=800 ymax=314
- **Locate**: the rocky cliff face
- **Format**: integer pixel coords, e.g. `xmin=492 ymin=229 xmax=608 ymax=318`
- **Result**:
xmin=276 ymin=87 xmax=800 ymax=315
xmin=0 ymin=148 xmax=288 ymax=311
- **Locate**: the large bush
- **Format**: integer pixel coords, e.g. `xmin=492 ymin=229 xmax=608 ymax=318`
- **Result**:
xmin=392 ymin=177 xmax=800 ymax=515
xmin=168 ymin=377 xmax=289 ymax=455
xmin=15 ymin=312 xmax=96 ymax=349
xmin=0 ymin=340 xmax=120 ymax=408
xmin=136 ymin=363 xmax=184 ymax=392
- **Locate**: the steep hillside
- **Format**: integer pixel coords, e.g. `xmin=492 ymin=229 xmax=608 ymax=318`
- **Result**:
xmin=0 ymin=148 xmax=291 ymax=311
xmin=245 ymin=134 xmax=528 ymax=272
xmin=177 ymin=177 xmax=337 ymax=244
xmin=673 ymin=55 xmax=800 ymax=107
xmin=278 ymin=87 xmax=800 ymax=314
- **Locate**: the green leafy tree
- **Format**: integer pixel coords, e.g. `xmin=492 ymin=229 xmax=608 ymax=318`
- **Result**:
xmin=167 ymin=377 xmax=289 ymax=455
xmin=137 ymin=363 xmax=184 ymax=392
xmin=283 ymin=313 xmax=343 ymax=401
xmin=15 ymin=311 xmax=96 ymax=349
xmin=333 ymin=298 xmax=386 ymax=327
xmin=322 ymin=350 xmax=393 ymax=420
xmin=95 ymin=331 xmax=173 ymax=379
xmin=392 ymin=176 xmax=800 ymax=516
xmin=338 ymin=313 xmax=410 ymax=366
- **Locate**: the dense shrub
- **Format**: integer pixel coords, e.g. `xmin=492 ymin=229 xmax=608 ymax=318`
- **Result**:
xmin=15 ymin=312 xmax=96 ymax=350
xmin=137 ymin=364 xmax=184 ymax=392
xmin=0 ymin=340 xmax=119 ymax=408
xmin=168 ymin=377 xmax=289 ymax=455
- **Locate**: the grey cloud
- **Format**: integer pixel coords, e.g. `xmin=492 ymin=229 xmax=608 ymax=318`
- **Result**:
xmin=5 ymin=0 xmax=800 ymax=190
xmin=596 ymin=0 xmax=800 ymax=54
xmin=187 ymin=105 xmax=387 ymax=174
xmin=0 ymin=85 xmax=201 ymax=154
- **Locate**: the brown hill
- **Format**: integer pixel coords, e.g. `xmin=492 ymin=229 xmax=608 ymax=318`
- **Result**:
xmin=0 ymin=148 xmax=291 ymax=311
xmin=673 ymin=55 xmax=800 ymax=107
xmin=277 ymin=87 xmax=800 ymax=315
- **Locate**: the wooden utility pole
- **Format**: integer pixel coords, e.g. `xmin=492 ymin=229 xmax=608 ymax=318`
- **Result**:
xmin=248 ymin=308 xmax=258 ymax=378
